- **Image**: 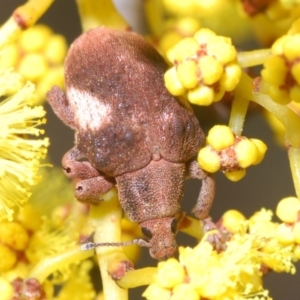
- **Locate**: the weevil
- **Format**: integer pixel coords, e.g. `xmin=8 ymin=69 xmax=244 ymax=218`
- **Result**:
xmin=47 ymin=27 xmax=215 ymax=260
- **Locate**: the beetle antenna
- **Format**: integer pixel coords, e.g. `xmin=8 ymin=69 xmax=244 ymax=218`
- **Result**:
xmin=81 ymin=239 xmax=150 ymax=251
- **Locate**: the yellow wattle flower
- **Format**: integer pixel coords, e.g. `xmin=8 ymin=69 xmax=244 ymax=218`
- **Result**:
xmin=0 ymin=24 xmax=67 ymax=104
xmin=0 ymin=68 xmax=49 ymax=221
xmin=164 ymin=28 xmax=241 ymax=106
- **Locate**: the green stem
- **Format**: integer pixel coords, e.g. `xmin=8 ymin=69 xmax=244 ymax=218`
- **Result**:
xmin=237 ymin=49 xmax=272 ymax=68
xmin=75 ymin=0 xmax=129 ymax=32
xmin=228 ymin=71 xmax=252 ymax=135
xmin=29 ymin=245 xmax=94 ymax=283
xmin=252 ymin=87 xmax=300 ymax=148
xmin=249 ymin=74 xmax=300 ymax=198
xmin=88 ymin=188 xmax=129 ymax=300
xmin=288 ymin=147 xmax=300 ymax=200
xmin=117 ymin=267 xmax=157 ymax=289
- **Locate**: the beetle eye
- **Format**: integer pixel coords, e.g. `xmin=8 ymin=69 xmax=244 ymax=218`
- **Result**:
xmin=141 ymin=227 xmax=153 ymax=239
xmin=170 ymin=218 xmax=178 ymax=234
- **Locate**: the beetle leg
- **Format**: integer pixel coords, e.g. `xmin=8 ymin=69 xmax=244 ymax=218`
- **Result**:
xmin=63 ymin=147 xmax=115 ymax=204
xmin=186 ymin=160 xmax=229 ymax=251
xmin=46 ymin=86 xmax=76 ymax=129
xmin=186 ymin=160 xmax=215 ymax=219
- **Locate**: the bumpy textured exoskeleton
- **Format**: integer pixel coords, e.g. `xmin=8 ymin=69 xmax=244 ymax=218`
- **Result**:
xmin=47 ymin=27 xmax=215 ymax=260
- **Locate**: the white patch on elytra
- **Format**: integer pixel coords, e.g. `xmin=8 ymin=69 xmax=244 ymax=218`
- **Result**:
xmin=67 ymin=87 xmax=111 ymax=130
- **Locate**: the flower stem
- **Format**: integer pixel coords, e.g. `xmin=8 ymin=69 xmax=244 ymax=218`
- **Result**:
xmin=76 ymin=0 xmax=129 ymax=32
xmin=288 ymin=147 xmax=300 ymax=200
xmin=250 ymin=75 xmax=300 ymax=198
xmin=237 ymin=49 xmax=272 ymax=68
xmin=252 ymin=83 xmax=300 ymax=148
xmin=117 ymin=267 xmax=157 ymax=289
xmin=29 ymin=245 xmax=94 ymax=283
xmin=0 ymin=0 xmax=54 ymax=50
xmin=179 ymin=216 xmax=204 ymax=239
xmin=88 ymin=188 xmax=129 ymax=300
xmin=228 ymin=71 xmax=252 ymax=135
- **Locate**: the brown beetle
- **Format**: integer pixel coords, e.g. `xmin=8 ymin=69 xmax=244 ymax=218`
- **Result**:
xmin=47 ymin=27 xmax=215 ymax=260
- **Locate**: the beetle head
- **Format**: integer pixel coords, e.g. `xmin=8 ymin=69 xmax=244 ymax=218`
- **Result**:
xmin=140 ymin=217 xmax=179 ymax=260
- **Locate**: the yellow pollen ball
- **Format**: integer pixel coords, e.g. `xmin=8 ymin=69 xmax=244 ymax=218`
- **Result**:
xmin=206 ymin=125 xmax=235 ymax=150
xmin=170 ymin=283 xmax=198 ymax=300
xmin=194 ymin=28 xmax=216 ymax=45
xmin=19 ymin=53 xmax=48 ymax=82
xmin=261 ymin=56 xmax=287 ymax=86
xmin=198 ymin=55 xmax=223 ymax=85
xmin=292 ymin=222 xmax=300 ymax=244
xmin=0 ymin=244 xmax=17 ymax=273
xmin=197 ymin=146 xmax=221 ymax=173
xmin=177 ymin=60 xmax=199 ymax=89
xmin=44 ymin=35 xmax=68 ymax=64
xmin=207 ymin=42 xmax=236 ymax=65
xmin=167 ymin=37 xmax=199 ymax=63
xmin=0 ymin=221 xmax=29 ymax=250
xmin=276 ymin=223 xmax=294 ymax=245
xmin=143 ymin=283 xmax=170 ymax=299
xmin=271 ymin=35 xmax=289 ymax=55
xmin=164 ymin=67 xmax=186 ymax=96
xmin=283 ymin=35 xmax=300 ymax=62
xmin=188 ymin=85 xmax=214 ymax=106
xmin=276 ymin=196 xmax=300 ymax=223
xmin=250 ymin=139 xmax=267 ymax=165
xmin=220 ymin=63 xmax=242 ymax=91
xmin=156 ymin=258 xmax=185 ymax=289
xmin=224 ymin=169 xmax=246 ymax=181
xmin=0 ymin=277 xmax=13 ymax=300
xmin=222 ymin=210 xmax=246 ymax=233
xmin=235 ymin=139 xmax=258 ymax=168
xmin=19 ymin=24 xmax=52 ymax=52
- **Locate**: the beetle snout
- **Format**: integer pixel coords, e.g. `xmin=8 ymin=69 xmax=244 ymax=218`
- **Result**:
xmin=140 ymin=217 xmax=178 ymax=260
xmin=149 ymin=242 xmax=177 ymax=261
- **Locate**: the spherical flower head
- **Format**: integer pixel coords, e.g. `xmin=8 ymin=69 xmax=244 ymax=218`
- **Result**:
xmin=261 ymin=20 xmax=300 ymax=105
xmin=221 ymin=209 xmax=246 ymax=233
xmin=0 ymin=24 xmax=67 ymax=104
xmin=235 ymin=138 xmax=259 ymax=168
xmin=156 ymin=258 xmax=186 ymax=289
xmin=224 ymin=169 xmax=246 ymax=181
xmin=164 ymin=28 xmax=241 ymax=106
xmin=0 ymin=221 xmax=29 ymax=251
xmin=197 ymin=146 xmax=221 ymax=173
xmin=206 ymin=125 xmax=235 ymax=150
xmin=197 ymin=126 xmax=267 ymax=181
xmin=276 ymin=196 xmax=300 ymax=223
